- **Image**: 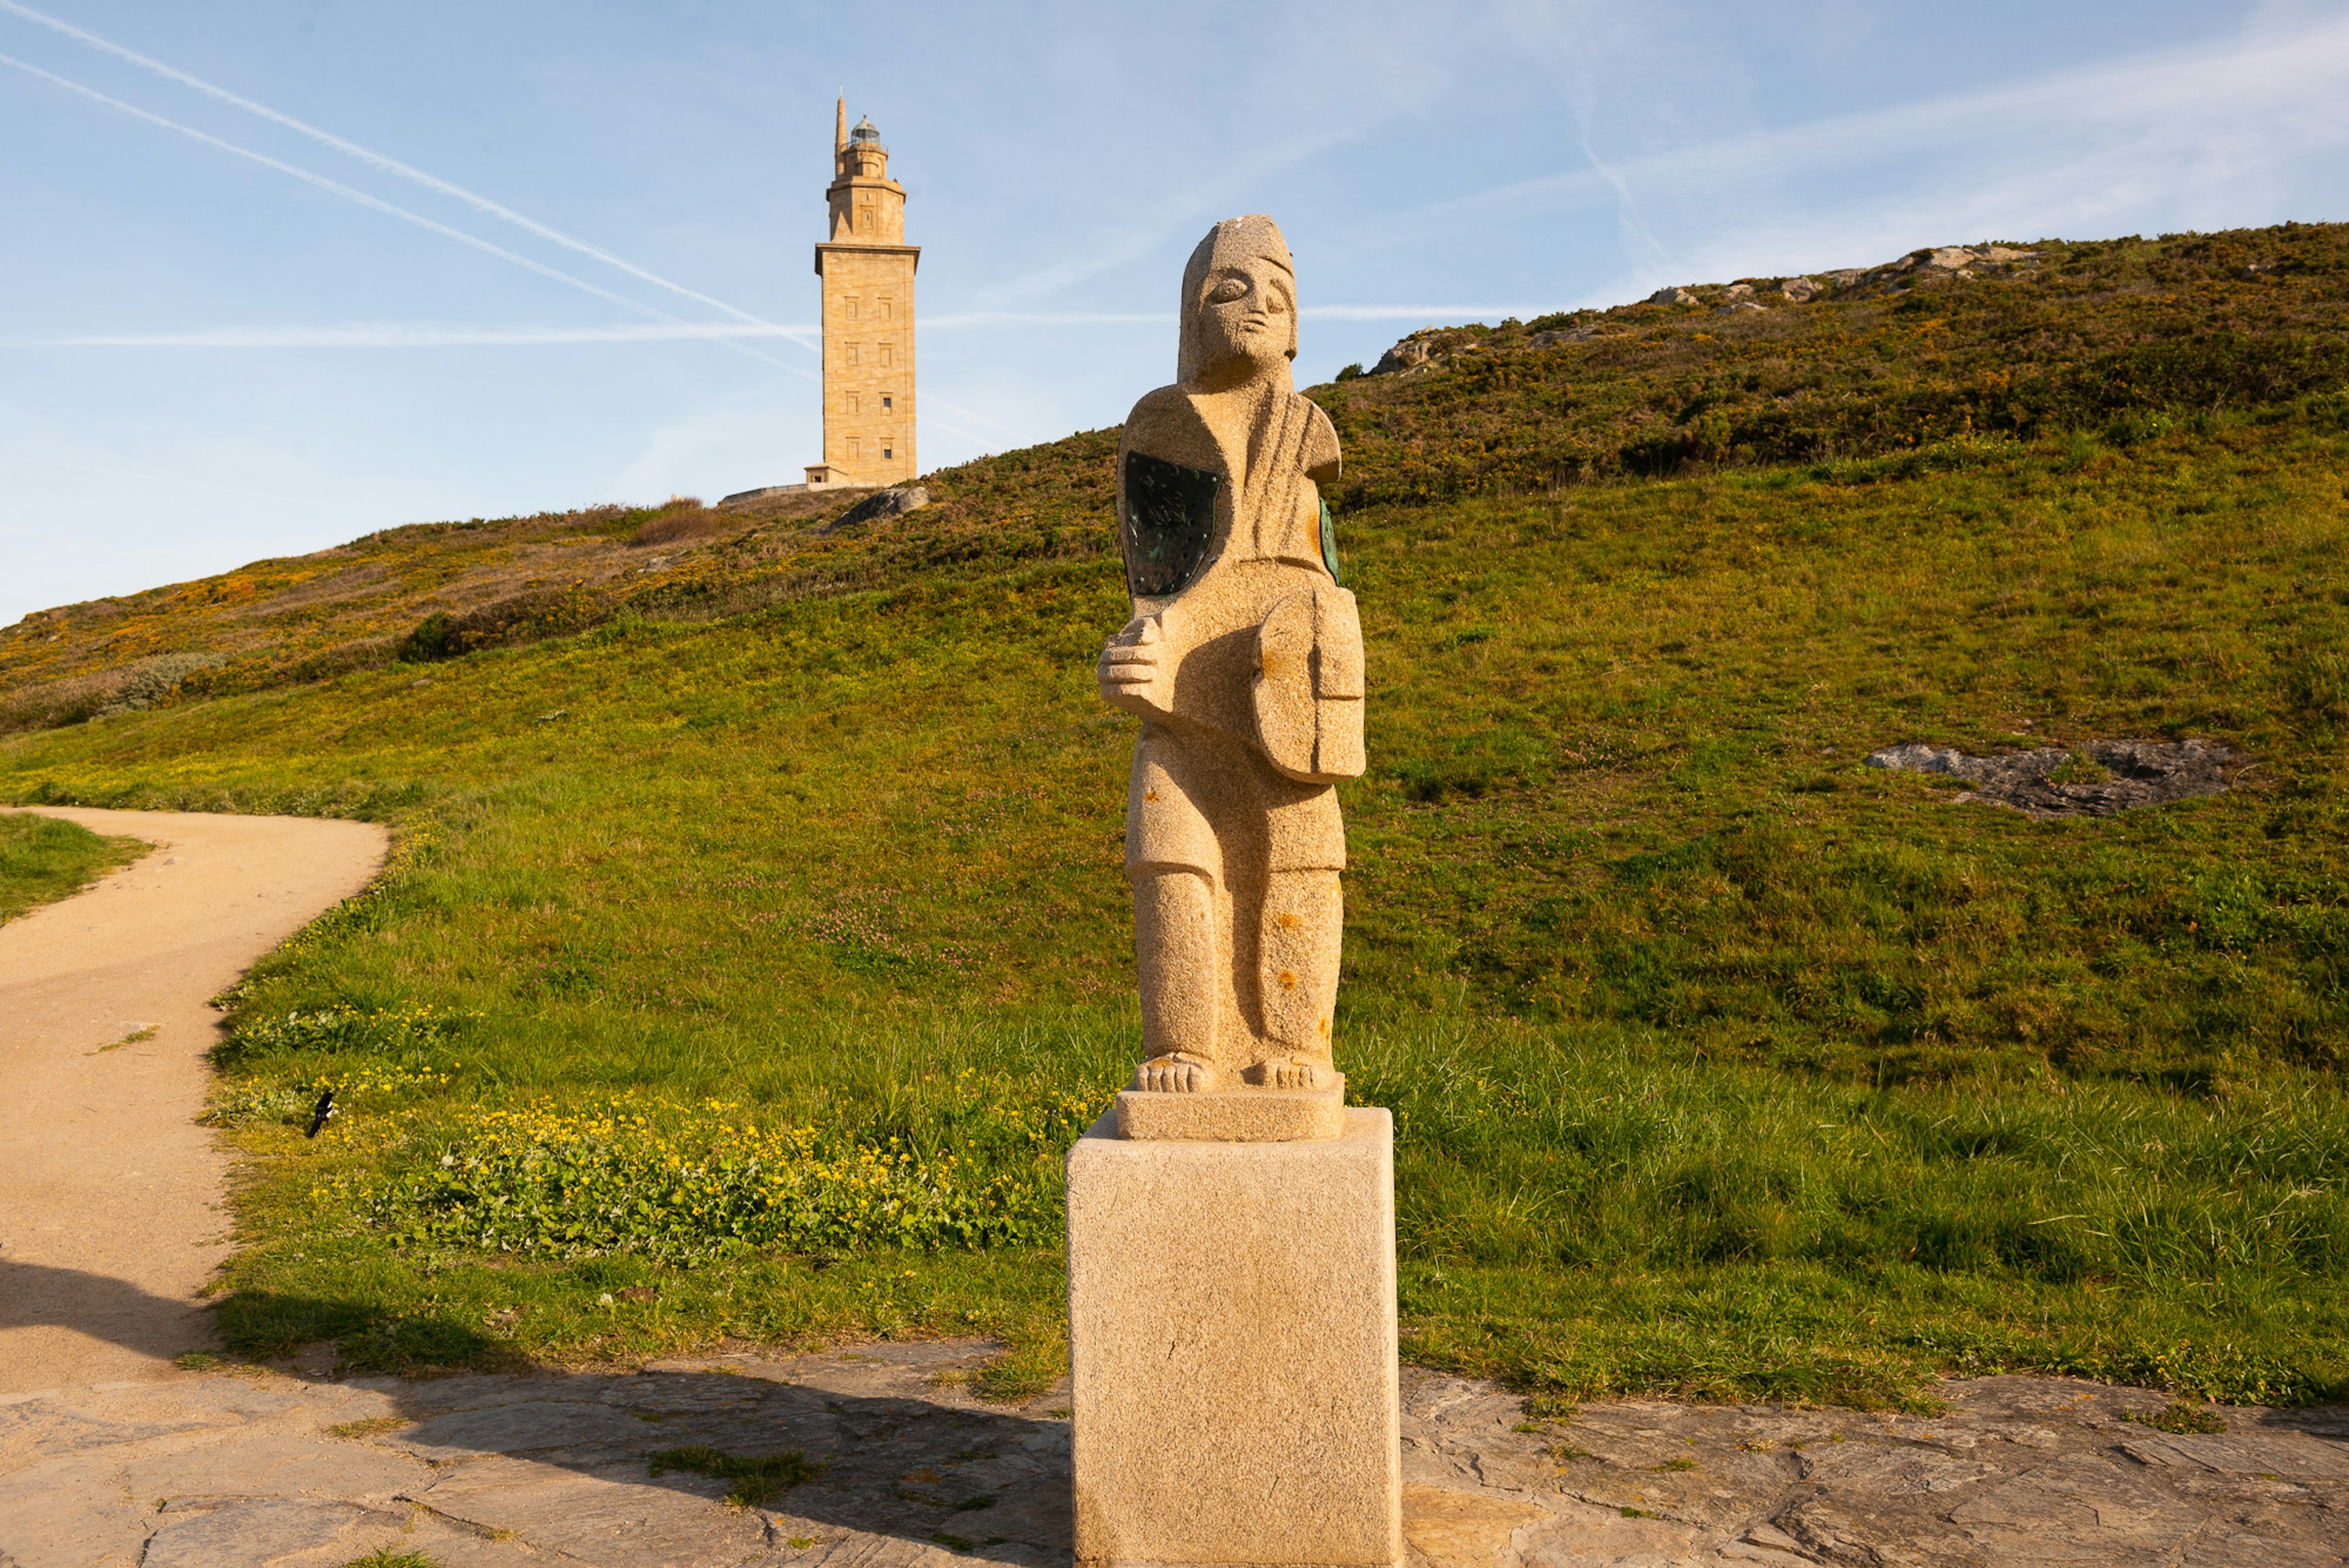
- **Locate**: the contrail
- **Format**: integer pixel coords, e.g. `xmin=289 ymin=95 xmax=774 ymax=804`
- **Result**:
xmin=0 ymin=50 xmax=817 ymax=379
xmin=0 ymin=0 xmax=787 ymax=335
xmin=16 ymin=322 xmax=821 ymax=349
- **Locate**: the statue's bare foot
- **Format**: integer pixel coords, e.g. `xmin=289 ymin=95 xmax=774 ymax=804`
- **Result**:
xmin=1247 ymin=1056 xmax=1327 ymax=1090
xmin=1135 ymin=1053 xmax=1212 ymax=1093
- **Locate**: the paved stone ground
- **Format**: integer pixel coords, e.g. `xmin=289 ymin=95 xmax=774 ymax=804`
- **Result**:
xmin=1 ymin=1340 xmax=2341 ymax=1567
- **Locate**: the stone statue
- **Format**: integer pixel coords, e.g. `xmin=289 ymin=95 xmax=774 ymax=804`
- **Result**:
xmin=1097 ymin=215 xmax=1364 ymax=1140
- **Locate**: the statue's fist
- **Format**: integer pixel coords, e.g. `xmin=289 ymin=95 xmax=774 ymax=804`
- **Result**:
xmin=1097 ymin=614 xmax=1175 ymax=720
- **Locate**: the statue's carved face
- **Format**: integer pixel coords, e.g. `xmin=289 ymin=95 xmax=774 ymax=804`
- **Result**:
xmin=1178 ymin=217 xmax=1297 ymax=387
xmin=1193 ymin=258 xmax=1294 ymax=381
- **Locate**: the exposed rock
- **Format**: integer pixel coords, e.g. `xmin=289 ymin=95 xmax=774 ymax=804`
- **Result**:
xmin=1528 ymin=325 xmax=1609 ymax=348
xmin=1863 ymin=738 xmax=2234 ymax=817
xmin=1929 ymin=247 xmax=1978 ymax=270
xmin=826 ymin=485 xmax=930 ymax=532
xmin=143 ymin=1499 xmax=394 ymax=1568
xmin=1779 ymin=277 xmax=1820 ymax=303
xmin=1399 ymin=1484 xmax=1549 ymax=1568
xmin=1371 ymin=336 xmax=1440 ymax=374
xmin=1723 ymin=283 xmax=1756 ymax=300
xmin=1980 ymin=245 xmax=2036 ymax=262
xmin=1646 ymin=286 xmax=1699 ymax=306
xmin=1718 ymin=301 xmax=1765 ymax=314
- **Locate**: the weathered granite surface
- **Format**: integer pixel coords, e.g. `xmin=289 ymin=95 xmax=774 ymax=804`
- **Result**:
xmin=1864 ymin=738 xmax=2235 ymax=818
xmin=1098 ymin=214 xmax=1364 ymax=1139
xmin=1 ymin=1339 xmax=2340 ymax=1568
xmin=1067 ymin=1112 xmax=1401 ymax=1567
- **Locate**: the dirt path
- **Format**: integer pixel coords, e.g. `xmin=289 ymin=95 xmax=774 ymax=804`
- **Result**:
xmin=0 ymin=806 xmax=387 ymax=1395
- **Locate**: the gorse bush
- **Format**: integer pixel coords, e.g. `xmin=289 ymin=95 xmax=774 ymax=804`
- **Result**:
xmin=369 ymin=1077 xmax=1107 ymax=1263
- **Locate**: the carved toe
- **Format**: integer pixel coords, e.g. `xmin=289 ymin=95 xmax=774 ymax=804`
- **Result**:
xmin=1247 ymin=1057 xmax=1327 ymax=1090
xmin=1135 ymin=1055 xmax=1210 ymax=1093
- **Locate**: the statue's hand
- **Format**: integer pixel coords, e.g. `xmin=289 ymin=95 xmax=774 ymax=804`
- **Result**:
xmin=1098 ymin=613 xmax=1176 ymax=720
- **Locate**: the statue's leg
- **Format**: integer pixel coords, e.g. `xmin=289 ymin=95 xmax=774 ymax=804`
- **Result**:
xmin=1250 ymin=868 xmax=1342 ymax=1088
xmin=1132 ymin=864 xmax=1221 ymax=1091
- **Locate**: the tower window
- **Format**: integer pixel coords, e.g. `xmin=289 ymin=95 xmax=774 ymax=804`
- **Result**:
xmin=883 ymin=448 xmax=892 ymax=460
xmin=880 ymin=341 xmax=894 ymax=368
xmin=878 ymin=296 xmax=893 ymax=322
xmin=845 ymin=295 xmax=860 ymax=321
xmin=847 ymin=342 xmax=862 ymax=366
xmin=881 ymin=395 xmax=892 ymax=409
xmin=848 ymin=392 xmax=861 ymax=414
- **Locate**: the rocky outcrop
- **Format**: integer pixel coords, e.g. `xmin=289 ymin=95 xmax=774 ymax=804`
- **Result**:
xmin=1371 ymin=336 xmax=1442 ymax=374
xmin=1527 ymin=324 xmax=1611 ymax=348
xmin=1356 ymin=239 xmax=2046 ymax=377
xmin=1865 ymin=738 xmax=2233 ymax=817
xmin=826 ymin=485 xmax=930 ymax=532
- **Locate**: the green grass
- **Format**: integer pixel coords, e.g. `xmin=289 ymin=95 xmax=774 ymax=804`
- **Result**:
xmin=1318 ymin=224 xmax=2349 ymax=507
xmin=0 ymin=809 xmax=144 ymax=921
xmin=2 ymin=225 xmax=2347 ymax=1410
xmin=647 ymin=1444 xmax=823 ymax=1508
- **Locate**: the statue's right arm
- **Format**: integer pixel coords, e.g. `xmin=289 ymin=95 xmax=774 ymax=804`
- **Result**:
xmin=1098 ymin=392 xmax=1214 ymax=720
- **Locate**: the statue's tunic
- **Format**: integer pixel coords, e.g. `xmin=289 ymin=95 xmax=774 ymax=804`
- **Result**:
xmin=1119 ymin=386 xmax=1346 ymax=886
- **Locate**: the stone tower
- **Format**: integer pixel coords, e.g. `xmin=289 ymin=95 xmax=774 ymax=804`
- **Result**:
xmin=809 ymin=98 xmax=919 ymax=488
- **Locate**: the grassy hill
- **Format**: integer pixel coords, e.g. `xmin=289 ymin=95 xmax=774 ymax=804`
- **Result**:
xmin=0 ymin=810 xmax=145 ymax=921
xmin=3 ymin=221 xmax=2347 ymax=1410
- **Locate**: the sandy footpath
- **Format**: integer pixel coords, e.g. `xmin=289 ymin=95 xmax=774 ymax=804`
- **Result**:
xmin=0 ymin=805 xmax=387 ymax=1394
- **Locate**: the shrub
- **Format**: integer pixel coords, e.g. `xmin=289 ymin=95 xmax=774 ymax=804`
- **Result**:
xmin=368 ymin=1078 xmax=1105 ymax=1263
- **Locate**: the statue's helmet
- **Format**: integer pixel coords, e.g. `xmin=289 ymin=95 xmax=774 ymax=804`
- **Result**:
xmin=1178 ymin=215 xmax=1297 ymax=385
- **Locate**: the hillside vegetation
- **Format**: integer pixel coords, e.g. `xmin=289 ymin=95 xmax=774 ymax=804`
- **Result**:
xmin=0 ymin=809 xmax=145 ymax=922
xmin=3 ymin=221 xmax=2347 ymax=1409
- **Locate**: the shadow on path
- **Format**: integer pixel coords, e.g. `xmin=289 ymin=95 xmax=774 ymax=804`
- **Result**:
xmin=0 ymin=1260 xmax=217 ymax=1378
xmin=360 ymin=1343 xmax=1073 ymax=1565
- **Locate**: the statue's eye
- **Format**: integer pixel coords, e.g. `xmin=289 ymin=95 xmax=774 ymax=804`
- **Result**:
xmin=1208 ymin=277 xmax=1249 ymax=304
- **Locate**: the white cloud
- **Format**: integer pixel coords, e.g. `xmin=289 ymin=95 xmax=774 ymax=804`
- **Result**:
xmin=17 ymin=305 xmax=1545 ymax=349
xmin=612 ymin=397 xmax=812 ymax=503
xmin=1360 ymin=9 xmax=2349 ymax=294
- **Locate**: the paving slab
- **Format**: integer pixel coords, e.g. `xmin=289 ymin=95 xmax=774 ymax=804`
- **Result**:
xmin=0 ymin=1343 xmax=2342 ymax=1567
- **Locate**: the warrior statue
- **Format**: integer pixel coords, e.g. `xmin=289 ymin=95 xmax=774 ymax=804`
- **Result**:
xmin=1096 ymin=215 xmax=1364 ymax=1140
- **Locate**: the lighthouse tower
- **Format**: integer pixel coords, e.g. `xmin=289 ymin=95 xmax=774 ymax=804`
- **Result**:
xmin=808 ymin=99 xmax=919 ymax=487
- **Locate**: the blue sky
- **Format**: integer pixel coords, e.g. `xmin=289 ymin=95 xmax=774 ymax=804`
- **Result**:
xmin=4 ymin=0 xmax=2346 ymax=624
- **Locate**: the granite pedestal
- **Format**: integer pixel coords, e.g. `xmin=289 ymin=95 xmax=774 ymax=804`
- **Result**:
xmin=1066 ymin=1107 xmax=1401 ymax=1568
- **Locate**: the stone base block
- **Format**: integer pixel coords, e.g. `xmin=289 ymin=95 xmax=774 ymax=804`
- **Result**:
xmin=1113 ymin=1074 xmax=1345 ymax=1142
xmin=1067 ymin=1107 xmax=1400 ymax=1568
